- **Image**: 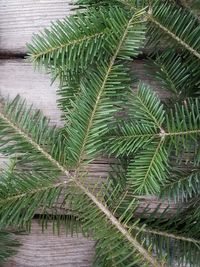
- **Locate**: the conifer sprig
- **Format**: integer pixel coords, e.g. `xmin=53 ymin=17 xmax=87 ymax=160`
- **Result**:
xmin=108 ymin=84 xmax=200 ymax=194
xmin=0 ymin=100 xmax=162 ymax=267
xmin=0 ymin=0 xmax=200 ymax=265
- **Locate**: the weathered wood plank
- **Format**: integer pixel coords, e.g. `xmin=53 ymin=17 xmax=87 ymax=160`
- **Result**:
xmin=3 ymin=220 xmax=95 ymax=267
xmin=0 ymin=59 xmax=61 ymax=125
xmin=0 ymin=0 xmax=72 ymax=54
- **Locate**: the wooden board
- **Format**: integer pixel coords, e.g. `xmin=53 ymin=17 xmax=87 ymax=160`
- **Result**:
xmin=0 ymin=0 xmax=72 ymax=55
xmin=0 ymin=59 xmax=61 ymax=125
xmin=4 ymin=220 xmax=95 ymax=267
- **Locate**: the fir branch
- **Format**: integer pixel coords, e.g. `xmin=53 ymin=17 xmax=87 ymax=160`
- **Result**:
xmin=147 ymin=2 xmax=200 ymax=59
xmin=108 ymin=85 xmax=200 ymax=196
xmin=109 ymin=86 xmax=200 ymax=158
xmin=57 ymin=73 xmax=81 ymax=119
xmin=146 ymin=50 xmax=191 ymax=97
xmin=65 ymin=9 xmax=146 ymax=168
xmin=133 ymin=225 xmax=200 ymax=245
xmin=148 ymin=16 xmax=200 ymax=60
xmin=27 ymin=8 xmax=111 ymax=71
xmin=108 ymin=122 xmax=158 ymax=156
xmin=0 ymin=99 xmax=161 ymax=266
xmin=0 ymin=181 xmax=67 ymax=207
xmin=31 ymin=31 xmax=106 ymax=61
xmin=133 ymin=82 xmax=165 ymax=130
xmin=75 ymin=180 xmax=162 ymax=266
xmin=160 ymin=170 xmax=200 ymax=202
xmin=1 ymin=0 xmax=200 ymax=265
xmin=118 ymin=0 xmax=200 ymax=59
xmin=0 ymin=110 xmax=68 ymax=174
xmin=110 ymin=127 xmax=200 ymax=141
xmin=127 ymin=139 xmax=168 ymax=194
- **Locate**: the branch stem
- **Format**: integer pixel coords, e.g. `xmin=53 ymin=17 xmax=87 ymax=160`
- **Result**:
xmin=148 ymin=16 xmax=200 ymax=60
xmin=31 ymin=30 xmax=107 ymax=60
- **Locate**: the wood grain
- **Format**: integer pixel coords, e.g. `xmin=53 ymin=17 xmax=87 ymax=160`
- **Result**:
xmin=0 ymin=59 xmax=61 ymax=125
xmin=0 ymin=0 xmax=72 ymax=55
xmin=4 ymin=220 xmax=95 ymax=267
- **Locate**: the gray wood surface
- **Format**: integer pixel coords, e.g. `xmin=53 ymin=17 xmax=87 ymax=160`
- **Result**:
xmin=4 ymin=221 xmax=95 ymax=267
xmin=0 ymin=0 xmax=72 ymax=54
xmin=0 ymin=59 xmax=61 ymax=125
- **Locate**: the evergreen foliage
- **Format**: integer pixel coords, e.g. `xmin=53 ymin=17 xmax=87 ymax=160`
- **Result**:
xmin=0 ymin=0 xmax=200 ymax=266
